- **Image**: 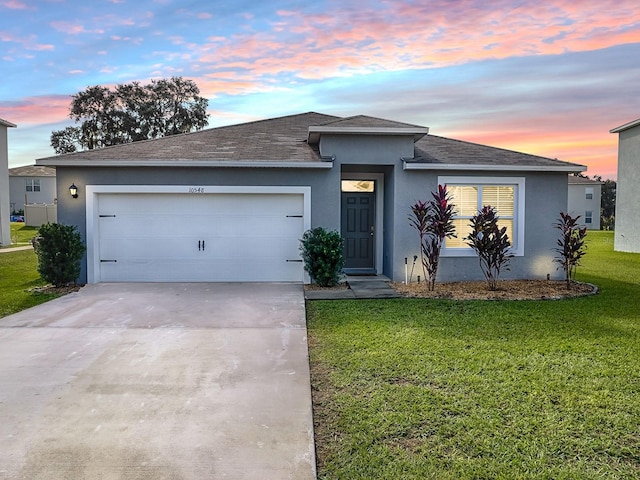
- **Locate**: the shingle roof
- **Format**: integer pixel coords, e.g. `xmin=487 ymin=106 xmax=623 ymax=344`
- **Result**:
xmin=411 ymin=134 xmax=584 ymax=171
xmin=36 ymin=111 xmax=585 ymax=172
xmin=9 ymin=165 xmax=56 ymax=176
xmin=568 ymin=175 xmax=603 ymax=185
xmin=38 ymin=112 xmax=339 ymax=164
xmin=319 ymin=115 xmax=425 ymax=129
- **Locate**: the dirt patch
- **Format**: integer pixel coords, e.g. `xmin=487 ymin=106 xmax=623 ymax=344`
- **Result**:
xmin=29 ymin=284 xmax=84 ymax=296
xmin=392 ymin=279 xmax=596 ymax=300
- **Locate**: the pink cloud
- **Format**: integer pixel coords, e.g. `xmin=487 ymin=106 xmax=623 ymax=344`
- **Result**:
xmin=50 ymin=21 xmax=94 ymax=35
xmin=192 ymin=0 xmax=640 ymax=84
xmin=1 ymin=0 xmax=28 ymax=9
xmin=0 ymin=95 xmax=71 ymax=125
xmin=0 ymin=31 xmax=54 ymax=51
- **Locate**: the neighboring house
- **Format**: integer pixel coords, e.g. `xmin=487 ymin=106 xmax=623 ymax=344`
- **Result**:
xmin=36 ymin=112 xmax=585 ymax=284
xmin=610 ymin=118 xmax=640 ymax=253
xmin=0 ymin=118 xmax=17 ymax=246
xmin=567 ymin=176 xmax=602 ymax=230
xmin=8 ymin=165 xmax=57 ymax=212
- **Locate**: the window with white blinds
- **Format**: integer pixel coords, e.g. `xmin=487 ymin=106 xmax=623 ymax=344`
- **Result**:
xmin=438 ymin=177 xmax=525 ymax=256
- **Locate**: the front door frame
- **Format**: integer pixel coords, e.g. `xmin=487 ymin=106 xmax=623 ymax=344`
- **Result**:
xmin=340 ymin=172 xmax=384 ymax=275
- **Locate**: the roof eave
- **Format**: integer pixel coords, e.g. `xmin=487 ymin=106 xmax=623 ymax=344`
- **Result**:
xmin=308 ymin=126 xmax=429 ymax=144
xmin=0 ymin=118 xmax=17 ymax=128
xmin=403 ymin=161 xmax=587 ymax=173
xmin=36 ymin=158 xmax=334 ymax=169
xmin=610 ymin=118 xmax=640 ymax=133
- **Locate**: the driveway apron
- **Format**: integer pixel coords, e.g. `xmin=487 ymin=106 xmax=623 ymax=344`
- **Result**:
xmin=0 ymin=283 xmax=316 ymax=480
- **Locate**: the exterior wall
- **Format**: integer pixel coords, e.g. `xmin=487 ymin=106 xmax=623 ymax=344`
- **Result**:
xmin=615 ymin=125 xmax=640 ymax=252
xmin=57 ymin=135 xmax=573 ymax=284
xmin=567 ymin=182 xmax=601 ymax=230
xmin=9 ymin=176 xmax=57 ymax=212
xmin=0 ymin=126 xmax=10 ymax=246
xmin=320 ymin=135 xmax=415 ymax=164
xmin=392 ymin=169 xmax=569 ymax=283
xmin=55 ymin=165 xmax=341 ymax=284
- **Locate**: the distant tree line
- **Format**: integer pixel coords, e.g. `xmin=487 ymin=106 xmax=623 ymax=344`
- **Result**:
xmin=51 ymin=76 xmax=209 ymax=154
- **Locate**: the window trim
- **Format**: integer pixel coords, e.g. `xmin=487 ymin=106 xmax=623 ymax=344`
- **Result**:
xmin=26 ymin=178 xmax=41 ymax=192
xmin=585 ymin=210 xmax=593 ymax=224
xmin=585 ymin=187 xmax=594 ymax=200
xmin=439 ymin=176 xmax=525 ymax=257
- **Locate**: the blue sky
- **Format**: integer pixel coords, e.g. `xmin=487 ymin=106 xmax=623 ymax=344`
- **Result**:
xmin=2 ymin=0 xmax=640 ymax=178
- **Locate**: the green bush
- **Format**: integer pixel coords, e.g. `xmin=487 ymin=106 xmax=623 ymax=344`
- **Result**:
xmin=299 ymin=227 xmax=344 ymax=287
xmin=34 ymin=223 xmax=85 ymax=287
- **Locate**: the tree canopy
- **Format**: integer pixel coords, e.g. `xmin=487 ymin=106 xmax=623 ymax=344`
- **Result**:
xmin=50 ymin=77 xmax=209 ymax=154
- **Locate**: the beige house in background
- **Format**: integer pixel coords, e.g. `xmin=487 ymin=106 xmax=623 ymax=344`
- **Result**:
xmin=9 ymin=165 xmax=57 ymax=212
xmin=567 ymin=176 xmax=602 ymax=230
xmin=610 ymin=118 xmax=640 ymax=253
xmin=0 ymin=118 xmax=17 ymax=246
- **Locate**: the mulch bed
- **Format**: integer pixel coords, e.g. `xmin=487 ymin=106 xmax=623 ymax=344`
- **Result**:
xmin=29 ymin=284 xmax=84 ymax=295
xmin=392 ymin=279 xmax=596 ymax=300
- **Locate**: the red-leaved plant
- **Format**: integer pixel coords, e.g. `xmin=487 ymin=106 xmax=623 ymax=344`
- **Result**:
xmin=553 ymin=212 xmax=587 ymax=289
xmin=465 ymin=205 xmax=514 ymax=291
xmin=409 ymin=185 xmax=456 ymax=291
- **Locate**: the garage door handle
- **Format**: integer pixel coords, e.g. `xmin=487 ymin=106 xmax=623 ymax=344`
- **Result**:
xmin=198 ymin=240 xmax=206 ymax=251
xmin=286 ymin=259 xmax=303 ymax=262
xmin=100 ymin=259 xmax=117 ymax=263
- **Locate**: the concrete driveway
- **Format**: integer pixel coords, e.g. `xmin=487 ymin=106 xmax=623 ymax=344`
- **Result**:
xmin=0 ymin=283 xmax=316 ymax=480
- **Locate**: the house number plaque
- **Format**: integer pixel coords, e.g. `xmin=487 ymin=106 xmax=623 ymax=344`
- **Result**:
xmin=188 ymin=187 xmax=206 ymax=193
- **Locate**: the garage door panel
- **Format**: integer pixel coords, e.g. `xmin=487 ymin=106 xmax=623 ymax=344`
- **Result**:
xmin=96 ymin=192 xmax=306 ymax=282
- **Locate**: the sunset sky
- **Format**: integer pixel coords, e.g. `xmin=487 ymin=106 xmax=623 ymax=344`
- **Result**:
xmin=2 ymin=0 xmax=640 ymax=179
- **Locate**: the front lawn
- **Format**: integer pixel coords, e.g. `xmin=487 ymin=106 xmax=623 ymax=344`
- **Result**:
xmin=307 ymin=231 xmax=640 ymax=479
xmin=5 ymin=221 xmax=39 ymax=247
xmin=0 ymin=250 xmax=59 ymax=317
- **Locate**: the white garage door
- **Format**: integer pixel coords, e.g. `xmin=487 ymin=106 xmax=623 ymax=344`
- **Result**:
xmin=94 ymin=192 xmax=306 ymax=282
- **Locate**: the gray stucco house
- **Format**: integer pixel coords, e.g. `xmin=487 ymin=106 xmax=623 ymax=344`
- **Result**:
xmin=611 ymin=118 xmax=640 ymax=253
xmin=567 ymin=176 xmax=602 ymax=230
xmin=1 ymin=118 xmax=17 ymax=246
xmin=36 ymin=112 xmax=585 ymax=284
xmin=9 ymin=165 xmax=57 ymax=212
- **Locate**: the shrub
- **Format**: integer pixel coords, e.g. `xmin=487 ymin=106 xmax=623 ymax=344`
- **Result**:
xmin=409 ymin=185 xmax=456 ymax=291
xmin=34 ymin=223 xmax=85 ymax=287
xmin=465 ymin=205 xmax=514 ymax=291
xmin=554 ymin=212 xmax=587 ymax=288
xmin=300 ymin=227 xmax=344 ymax=287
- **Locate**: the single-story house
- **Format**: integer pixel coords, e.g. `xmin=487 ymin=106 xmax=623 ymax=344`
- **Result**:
xmin=8 ymin=165 xmax=57 ymax=213
xmin=36 ymin=112 xmax=586 ymax=284
xmin=567 ymin=175 xmax=602 ymax=230
xmin=610 ymin=118 xmax=640 ymax=253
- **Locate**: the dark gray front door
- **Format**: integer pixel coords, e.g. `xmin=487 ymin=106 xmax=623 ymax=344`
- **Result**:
xmin=341 ymin=192 xmax=375 ymax=271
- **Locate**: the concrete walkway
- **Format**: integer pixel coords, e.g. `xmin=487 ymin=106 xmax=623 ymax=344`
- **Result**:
xmin=0 ymin=283 xmax=315 ymax=480
xmin=0 ymin=244 xmax=33 ymax=253
xmin=304 ymin=275 xmax=399 ymax=300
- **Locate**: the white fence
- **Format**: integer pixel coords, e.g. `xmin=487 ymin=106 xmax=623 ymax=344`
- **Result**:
xmin=24 ymin=204 xmax=57 ymax=227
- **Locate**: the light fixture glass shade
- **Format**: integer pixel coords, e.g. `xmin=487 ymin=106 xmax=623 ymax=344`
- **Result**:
xmin=69 ymin=183 xmax=78 ymax=198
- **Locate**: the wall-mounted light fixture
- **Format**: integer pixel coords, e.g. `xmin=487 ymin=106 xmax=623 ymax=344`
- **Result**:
xmin=69 ymin=183 xmax=78 ymax=199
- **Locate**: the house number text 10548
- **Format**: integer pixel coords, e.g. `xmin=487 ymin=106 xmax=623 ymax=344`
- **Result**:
xmin=188 ymin=187 xmax=206 ymax=194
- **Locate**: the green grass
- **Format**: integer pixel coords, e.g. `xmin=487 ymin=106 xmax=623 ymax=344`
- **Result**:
xmin=6 ymin=222 xmax=39 ymax=247
xmin=307 ymin=231 xmax=640 ymax=479
xmin=0 ymin=249 xmax=59 ymax=317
